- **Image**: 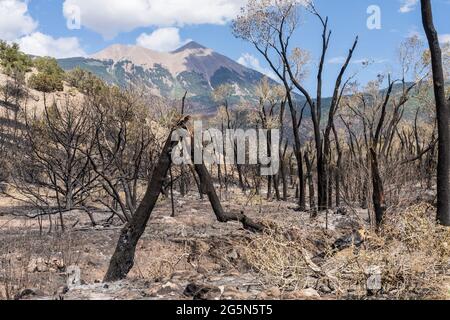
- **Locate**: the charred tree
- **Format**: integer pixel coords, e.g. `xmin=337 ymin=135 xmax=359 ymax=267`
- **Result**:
xmin=104 ymin=117 xmax=190 ymax=282
xmin=421 ymin=0 xmax=450 ymax=226
xmin=370 ymin=148 xmax=386 ymax=227
xmin=193 ymin=162 xmax=265 ymax=233
xmin=304 ymin=149 xmax=316 ymax=213
xmin=104 ymin=117 xmax=265 ymax=282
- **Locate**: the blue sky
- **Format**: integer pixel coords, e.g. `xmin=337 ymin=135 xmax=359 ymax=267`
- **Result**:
xmin=1 ymin=0 xmax=449 ymax=96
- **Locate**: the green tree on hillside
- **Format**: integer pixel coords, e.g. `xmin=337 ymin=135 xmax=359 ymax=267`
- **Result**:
xmin=66 ymin=67 xmax=105 ymax=95
xmin=0 ymin=41 xmax=33 ymax=102
xmin=28 ymin=57 xmax=65 ymax=93
xmin=0 ymin=41 xmax=33 ymax=78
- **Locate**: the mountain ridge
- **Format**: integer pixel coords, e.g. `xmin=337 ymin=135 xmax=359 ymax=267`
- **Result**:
xmin=57 ymin=41 xmax=271 ymax=112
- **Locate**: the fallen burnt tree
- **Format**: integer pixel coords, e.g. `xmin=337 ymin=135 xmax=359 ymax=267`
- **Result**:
xmin=104 ymin=116 xmax=265 ymax=282
xmin=193 ymin=161 xmax=265 ymax=233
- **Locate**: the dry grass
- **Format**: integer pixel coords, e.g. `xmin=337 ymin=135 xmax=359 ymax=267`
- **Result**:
xmin=239 ymin=223 xmax=334 ymax=291
xmin=131 ymin=240 xmax=192 ymax=281
xmin=240 ymin=228 xmax=310 ymax=290
xmin=240 ymin=203 xmax=450 ymax=299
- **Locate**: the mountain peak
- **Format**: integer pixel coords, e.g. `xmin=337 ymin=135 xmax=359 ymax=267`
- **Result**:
xmin=60 ymin=39 xmax=273 ymax=112
xmin=172 ymin=41 xmax=207 ymax=53
xmin=91 ymin=44 xmax=159 ymax=60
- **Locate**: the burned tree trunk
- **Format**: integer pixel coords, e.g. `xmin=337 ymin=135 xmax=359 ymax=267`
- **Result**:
xmin=104 ymin=117 xmax=265 ymax=282
xmin=104 ymin=117 xmax=189 ymax=282
xmin=305 ymin=151 xmax=316 ymax=213
xmin=193 ymin=162 xmax=266 ymax=233
xmin=189 ymin=165 xmax=204 ymax=200
xmin=327 ymin=165 xmax=333 ymax=209
xmin=298 ymin=152 xmax=306 ymax=210
xmin=280 ymin=142 xmax=289 ymax=201
xmin=421 ymin=0 xmax=450 ymax=226
xmin=370 ymin=148 xmax=386 ymax=227
xmin=333 ymin=125 xmax=343 ymax=207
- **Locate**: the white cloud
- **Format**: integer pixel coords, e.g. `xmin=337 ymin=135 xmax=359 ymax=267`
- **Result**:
xmin=0 ymin=1 xmax=85 ymax=59
xmin=439 ymin=34 xmax=450 ymax=44
xmin=327 ymin=56 xmax=346 ymax=64
xmin=399 ymin=0 xmax=418 ymax=13
xmin=136 ymin=28 xmax=190 ymax=52
xmin=63 ymin=0 xmax=246 ymax=39
xmin=17 ymin=32 xmax=86 ymax=58
xmin=328 ymin=56 xmax=388 ymax=65
xmin=237 ymin=53 xmax=277 ymax=80
xmin=0 ymin=0 xmax=37 ymax=41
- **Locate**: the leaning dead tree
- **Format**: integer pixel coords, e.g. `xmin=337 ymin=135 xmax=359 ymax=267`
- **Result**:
xmin=193 ymin=153 xmax=265 ymax=233
xmin=104 ymin=116 xmax=265 ymax=282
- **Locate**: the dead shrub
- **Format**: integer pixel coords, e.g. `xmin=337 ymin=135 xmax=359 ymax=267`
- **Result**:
xmin=132 ymin=241 xmax=191 ymax=281
xmin=239 ymin=223 xmax=333 ymax=291
xmin=326 ymin=203 xmax=450 ymax=299
xmin=240 ymin=204 xmax=450 ymax=299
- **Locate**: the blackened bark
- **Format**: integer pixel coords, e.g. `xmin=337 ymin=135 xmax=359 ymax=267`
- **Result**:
xmin=333 ymin=125 xmax=342 ymax=207
xmin=237 ymin=164 xmax=246 ymax=192
xmin=287 ymin=99 xmax=306 ymax=210
xmin=170 ymin=167 xmax=175 ymax=217
xmin=298 ymin=151 xmax=306 ymax=210
xmin=317 ymin=159 xmax=327 ymax=211
xmin=335 ymin=167 xmax=341 ymax=207
xmin=104 ymin=117 xmax=190 ymax=282
xmin=274 ymin=174 xmax=281 ymax=201
xmin=189 ymin=165 xmax=204 ymax=200
xmin=267 ymin=175 xmax=273 ymax=200
xmin=327 ymin=165 xmax=333 ymax=209
xmin=193 ymin=162 xmax=265 ymax=233
xmin=370 ymin=148 xmax=386 ymax=227
xmin=305 ymin=152 xmax=316 ymax=213
xmin=421 ymin=0 xmax=450 ymax=226
xmin=321 ymin=37 xmax=358 ymax=211
xmin=280 ymin=163 xmax=288 ymax=201
xmin=105 ymin=117 xmax=266 ymax=282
